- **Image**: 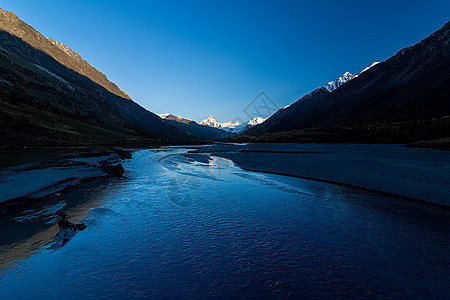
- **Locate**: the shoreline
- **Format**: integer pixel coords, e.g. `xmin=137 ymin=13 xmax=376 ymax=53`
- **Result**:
xmin=190 ymin=143 xmax=450 ymax=208
xmin=216 ymin=153 xmax=450 ymax=209
xmin=0 ymin=148 xmax=134 ymax=215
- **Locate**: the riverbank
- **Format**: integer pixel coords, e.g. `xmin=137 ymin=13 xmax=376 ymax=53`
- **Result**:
xmin=0 ymin=147 xmax=133 ymax=215
xmin=191 ymin=143 xmax=450 ymax=207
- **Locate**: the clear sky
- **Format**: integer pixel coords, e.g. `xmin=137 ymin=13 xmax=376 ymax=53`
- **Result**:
xmin=0 ymin=1 xmax=449 ymax=122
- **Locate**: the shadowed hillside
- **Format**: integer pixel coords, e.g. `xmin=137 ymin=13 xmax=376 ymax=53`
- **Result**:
xmin=0 ymin=9 xmax=194 ymax=147
xmin=236 ymin=21 xmax=450 ymax=145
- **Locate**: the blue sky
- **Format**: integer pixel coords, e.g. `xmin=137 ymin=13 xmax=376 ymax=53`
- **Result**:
xmin=1 ymin=1 xmax=449 ymax=122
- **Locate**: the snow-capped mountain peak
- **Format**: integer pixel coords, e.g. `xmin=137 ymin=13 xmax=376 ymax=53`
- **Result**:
xmin=200 ymin=116 xmax=239 ymax=130
xmin=324 ymin=72 xmax=357 ymax=92
xmin=323 ymin=62 xmax=380 ymax=92
xmin=248 ymin=116 xmax=267 ymax=126
xmin=199 ymin=116 xmax=222 ymax=128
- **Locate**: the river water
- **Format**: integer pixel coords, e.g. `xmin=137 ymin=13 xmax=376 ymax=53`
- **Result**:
xmin=0 ymin=148 xmax=449 ymax=298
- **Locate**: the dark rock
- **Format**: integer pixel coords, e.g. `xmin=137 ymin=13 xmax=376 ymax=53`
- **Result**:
xmin=58 ymin=213 xmax=87 ymax=231
xmin=113 ymin=149 xmax=133 ymax=159
xmin=75 ymin=223 xmax=87 ymax=231
xmin=57 ymin=213 xmax=71 ymax=229
xmin=101 ymin=163 xmax=125 ymax=177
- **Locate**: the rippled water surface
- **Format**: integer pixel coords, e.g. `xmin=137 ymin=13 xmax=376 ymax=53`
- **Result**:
xmin=0 ymin=148 xmax=449 ymax=298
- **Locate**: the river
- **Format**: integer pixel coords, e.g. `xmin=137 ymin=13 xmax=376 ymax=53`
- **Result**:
xmin=0 ymin=148 xmax=449 ymax=298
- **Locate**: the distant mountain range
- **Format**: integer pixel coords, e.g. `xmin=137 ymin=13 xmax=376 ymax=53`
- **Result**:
xmin=0 ymin=8 xmax=194 ymax=147
xmin=157 ymin=114 xmax=233 ymax=140
xmin=199 ymin=116 xmax=267 ymax=133
xmin=235 ymin=21 xmax=450 ymax=144
xmin=158 ymin=113 xmax=267 ymax=137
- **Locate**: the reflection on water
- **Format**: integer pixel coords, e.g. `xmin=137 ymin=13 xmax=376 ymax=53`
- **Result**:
xmin=0 ymin=177 xmax=123 ymax=276
xmin=0 ymin=148 xmax=449 ymax=298
xmin=0 ymin=224 xmax=60 ymax=274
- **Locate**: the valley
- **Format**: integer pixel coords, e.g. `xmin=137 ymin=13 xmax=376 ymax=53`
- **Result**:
xmin=0 ymin=4 xmax=449 ymax=299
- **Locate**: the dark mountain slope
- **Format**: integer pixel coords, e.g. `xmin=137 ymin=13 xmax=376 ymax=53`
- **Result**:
xmin=245 ymin=87 xmax=330 ymax=135
xmin=306 ymin=21 xmax=450 ymax=129
xmin=0 ymin=9 xmax=192 ymax=147
xmin=239 ymin=21 xmax=450 ymax=143
xmin=0 ymin=8 xmax=129 ymax=99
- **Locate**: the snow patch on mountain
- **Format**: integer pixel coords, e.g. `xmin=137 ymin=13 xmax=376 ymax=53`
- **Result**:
xmin=360 ymin=61 xmax=380 ymax=73
xmin=248 ymin=117 xmax=267 ymax=126
xmin=221 ymin=120 xmax=241 ymax=129
xmin=34 ymin=64 xmax=74 ymax=91
xmin=199 ymin=116 xmax=223 ymax=128
xmin=157 ymin=113 xmax=171 ymax=119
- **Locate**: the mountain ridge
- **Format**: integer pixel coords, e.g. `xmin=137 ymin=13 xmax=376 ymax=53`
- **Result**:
xmin=0 ymin=8 xmax=131 ymax=100
xmin=199 ymin=115 xmax=266 ymax=133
